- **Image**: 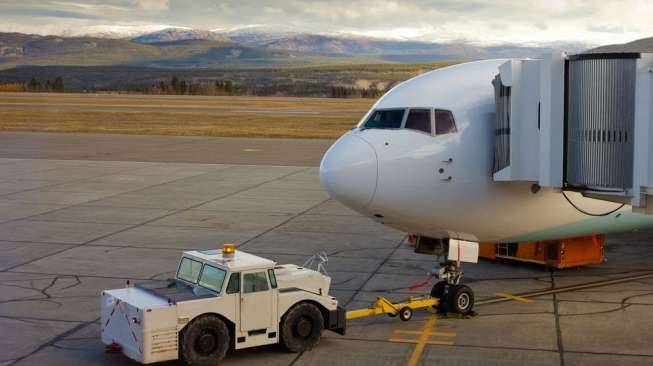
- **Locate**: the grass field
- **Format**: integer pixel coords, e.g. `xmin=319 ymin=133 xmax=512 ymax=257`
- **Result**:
xmin=0 ymin=93 xmax=375 ymax=139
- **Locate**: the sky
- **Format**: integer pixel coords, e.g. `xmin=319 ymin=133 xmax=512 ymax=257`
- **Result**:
xmin=1 ymin=0 xmax=652 ymax=46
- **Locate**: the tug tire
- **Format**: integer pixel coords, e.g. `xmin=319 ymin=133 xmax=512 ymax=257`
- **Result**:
xmin=280 ymin=302 xmax=324 ymax=353
xmin=179 ymin=315 xmax=230 ymax=366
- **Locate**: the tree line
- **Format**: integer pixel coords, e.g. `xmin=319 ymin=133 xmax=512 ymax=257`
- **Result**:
xmin=1 ymin=75 xmax=387 ymax=99
xmin=330 ymin=85 xmax=385 ymax=99
xmin=148 ymin=77 xmax=246 ymax=96
xmin=27 ymin=77 xmax=65 ymax=92
xmin=0 ymin=77 xmax=65 ymax=92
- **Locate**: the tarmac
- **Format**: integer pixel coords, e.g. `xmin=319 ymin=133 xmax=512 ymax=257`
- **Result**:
xmin=1 ymin=133 xmax=653 ymax=366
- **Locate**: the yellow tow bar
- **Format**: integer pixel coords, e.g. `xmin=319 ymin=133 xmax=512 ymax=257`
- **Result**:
xmin=346 ymin=296 xmax=438 ymax=322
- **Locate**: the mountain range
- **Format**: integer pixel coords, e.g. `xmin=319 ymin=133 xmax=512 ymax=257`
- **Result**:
xmin=587 ymin=36 xmax=653 ymax=53
xmin=0 ymin=26 xmax=594 ymax=69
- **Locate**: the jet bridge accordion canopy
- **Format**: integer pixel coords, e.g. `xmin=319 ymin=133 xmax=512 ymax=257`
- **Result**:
xmin=566 ymin=53 xmax=638 ymax=191
xmin=492 ymin=52 xmax=653 ymax=213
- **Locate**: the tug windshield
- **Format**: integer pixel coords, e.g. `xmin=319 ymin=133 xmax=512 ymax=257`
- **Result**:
xmin=198 ymin=265 xmax=227 ymax=293
xmin=177 ymin=257 xmax=202 ymax=284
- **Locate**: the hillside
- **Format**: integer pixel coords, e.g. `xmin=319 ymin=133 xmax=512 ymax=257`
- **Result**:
xmin=0 ymin=33 xmax=346 ymax=69
xmin=587 ymin=36 xmax=653 ymax=53
xmin=0 ymin=29 xmax=593 ymax=70
xmin=228 ymin=33 xmax=587 ymax=61
xmin=0 ymin=62 xmax=456 ymax=96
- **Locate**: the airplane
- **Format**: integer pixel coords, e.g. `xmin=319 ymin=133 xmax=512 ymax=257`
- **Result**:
xmin=319 ymin=54 xmax=653 ymax=315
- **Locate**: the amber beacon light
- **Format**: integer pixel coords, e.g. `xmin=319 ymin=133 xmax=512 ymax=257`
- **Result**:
xmin=222 ymin=243 xmax=236 ymax=255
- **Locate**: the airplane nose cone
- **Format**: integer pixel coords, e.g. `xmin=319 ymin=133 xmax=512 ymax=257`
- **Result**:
xmin=320 ymin=134 xmax=378 ymax=210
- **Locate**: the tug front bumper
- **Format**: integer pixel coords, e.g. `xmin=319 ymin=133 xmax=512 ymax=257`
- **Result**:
xmin=326 ymin=306 xmax=347 ymax=335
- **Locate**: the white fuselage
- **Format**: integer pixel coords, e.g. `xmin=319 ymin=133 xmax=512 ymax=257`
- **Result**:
xmin=320 ymin=60 xmax=653 ymax=243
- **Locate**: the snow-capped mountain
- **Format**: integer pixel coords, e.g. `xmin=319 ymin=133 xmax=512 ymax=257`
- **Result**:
xmin=131 ymin=28 xmax=230 ymax=44
xmin=217 ymin=24 xmax=298 ymax=46
xmin=60 ymin=25 xmax=192 ymax=39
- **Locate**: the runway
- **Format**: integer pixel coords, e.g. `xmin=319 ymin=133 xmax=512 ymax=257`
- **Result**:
xmin=0 ymin=133 xmax=652 ymax=366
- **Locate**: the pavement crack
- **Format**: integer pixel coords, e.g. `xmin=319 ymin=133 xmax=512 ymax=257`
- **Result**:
xmin=58 ymin=275 xmax=82 ymax=291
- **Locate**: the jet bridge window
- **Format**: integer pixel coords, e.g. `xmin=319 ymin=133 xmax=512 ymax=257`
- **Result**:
xmin=435 ymin=109 xmax=457 ymax=135
xmin=404 ymin=109 xmax=432 ymax=134
xmin=363 ymin=109 xmax=405 ymax=129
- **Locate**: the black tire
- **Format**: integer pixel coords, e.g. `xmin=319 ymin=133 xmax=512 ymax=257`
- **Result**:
xmin=179 ymin=315 xmax=230 ymax=366
xmin=446 ymin=284 xmax=474 ymax=315
xmin=280 ymin=302 xmax=324 ymax=353
xmin=430 ymin=281 xmax=448 ymax=313
xmin=398 ymin=307 xmax=413 ymax=321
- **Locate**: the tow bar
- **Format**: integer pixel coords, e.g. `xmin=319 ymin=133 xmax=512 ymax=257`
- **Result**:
xmin=346 ymin=296 xmax=438 ymax=322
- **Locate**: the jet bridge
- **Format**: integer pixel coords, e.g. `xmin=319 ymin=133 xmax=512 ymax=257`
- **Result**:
xmin=492 ymin=52 xmax=653 ymax=213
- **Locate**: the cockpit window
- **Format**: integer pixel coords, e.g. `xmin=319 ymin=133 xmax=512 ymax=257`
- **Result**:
xmin=404 ymin=109 xmax=432 ymax=134
xmin=435 ymin=110 xmax=457 ymax=135
xmin=363 ymin=109 xmax=405 ymax=129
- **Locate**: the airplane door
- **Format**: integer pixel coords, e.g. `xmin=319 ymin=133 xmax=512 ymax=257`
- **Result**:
xmin=240 ymin=271 xmax=274 ymax=332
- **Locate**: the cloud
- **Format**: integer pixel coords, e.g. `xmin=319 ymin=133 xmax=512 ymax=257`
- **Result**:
xmin=0 ymin=5 xmax=101 ymax=20
xmin=535 ymin=22 xmax=548 ymax=31
xmin=137 ymin=0 xmax=170 ymax=11
xmin=0 ymin=0 xmax=652 ymax=47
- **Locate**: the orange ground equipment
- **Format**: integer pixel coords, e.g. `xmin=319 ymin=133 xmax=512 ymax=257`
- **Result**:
xmin=479 ymin=235 xmax=605 ymax=269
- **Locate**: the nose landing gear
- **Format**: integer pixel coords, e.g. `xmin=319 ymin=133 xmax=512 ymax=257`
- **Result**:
xmin=430 ymin=260 xmax=475 ymax=315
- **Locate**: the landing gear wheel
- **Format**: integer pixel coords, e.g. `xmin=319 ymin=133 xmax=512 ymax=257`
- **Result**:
xmin=430 ymin=281 xmax=448 ymax=312
xmin=179 ymin=315 xmax=230 ymax=366
xmin=446 ymin=284 xmax=474 ymax=315
xmin=398 ymin=307 xmax=413 ymax=321
xmin=280 ymin=302 xmax=324 ymax=353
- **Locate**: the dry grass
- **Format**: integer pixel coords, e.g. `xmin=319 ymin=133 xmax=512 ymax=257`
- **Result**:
xmin=0 ymin=109 xmax=359 ymax=139
xmin=0 ymin=93 xmax=373 ymax=139
xmin=0 ymin=93 xmax=374 ymax=113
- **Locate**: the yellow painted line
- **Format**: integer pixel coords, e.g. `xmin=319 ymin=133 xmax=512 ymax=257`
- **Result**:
xmin=407 ymin=314 xmax=437 ymax=366
xmin=423 ymin=340 xmax=455 ymax=346
xmin=388 ymin=338 xmax=455 ymax=346
xmin=496 ymin=292 xmax=535 ymax=303
xmin=477 ymin=271 xmax=653 ymax=306
xmin=394 ymin=329 xmax=457 ymax=337
xmin=388 ymin=338 xmax=418 ymax=344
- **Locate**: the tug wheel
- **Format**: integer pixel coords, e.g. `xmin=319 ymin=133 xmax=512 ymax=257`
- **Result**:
xmin=446 ymin=284 xmax=475 ymax=315
xmin=280 ymin=302 xmax=324 ymax=352
xmin=180 ymin=315 xmax=230 ymax=366
xmin=398 ymin=307 xmax=413 ymax=321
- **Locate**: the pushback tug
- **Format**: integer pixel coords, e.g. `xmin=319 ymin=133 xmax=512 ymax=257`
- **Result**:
xmin=101 ymin=244 xmax=346 ymax=365
xmin=101 ymin=244 xmax=441 ymax=365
